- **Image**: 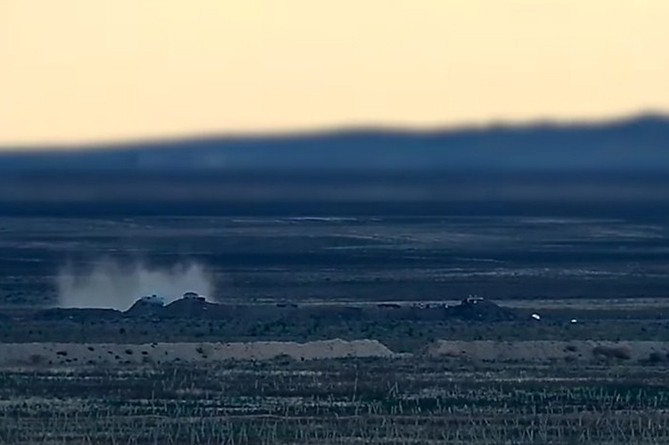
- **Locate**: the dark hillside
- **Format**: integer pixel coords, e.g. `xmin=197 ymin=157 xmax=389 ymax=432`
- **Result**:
xmin=2 ymin=115 xmax=669 ymax=173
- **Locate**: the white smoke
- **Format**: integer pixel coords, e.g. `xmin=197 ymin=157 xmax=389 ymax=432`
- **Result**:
xmin=56 ymin=259 xmax=215 ymax=310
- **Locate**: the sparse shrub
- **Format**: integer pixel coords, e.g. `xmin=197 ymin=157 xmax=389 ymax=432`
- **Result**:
xmin=646 ymin=351 xmax=664 ymax=364
xmin=272 ymin=354 xmax=295 ymax=365
xmin=592 ymin=345 xmax=631 ymax=361
xmin=29 ymin=354 xmax=44 ymax=365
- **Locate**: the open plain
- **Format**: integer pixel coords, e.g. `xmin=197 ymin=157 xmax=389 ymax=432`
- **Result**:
xmin=2 ymin=172 xmax=669 ymax=443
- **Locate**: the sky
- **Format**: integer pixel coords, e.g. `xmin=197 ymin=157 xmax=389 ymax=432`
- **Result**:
xmin=1 ymin=0 xmax=669 ymax=147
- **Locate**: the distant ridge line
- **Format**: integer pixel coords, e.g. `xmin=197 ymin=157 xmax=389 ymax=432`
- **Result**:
xmin=1 ymin=113 xmax=669 ymax=173
xmin=3 ymin=112 xmax=668 ymax=152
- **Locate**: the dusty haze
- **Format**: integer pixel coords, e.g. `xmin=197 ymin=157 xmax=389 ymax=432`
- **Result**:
xmin=56 ymin=260 xmax=215 ymax=310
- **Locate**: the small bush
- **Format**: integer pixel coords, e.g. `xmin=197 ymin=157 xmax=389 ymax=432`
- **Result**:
xmin=646 ymin=351 xmax=664 ymax=364
xmin=592 ymin=345 xmax=631 ymax=361
xmin=29 ymin=354 xmax=44 ymax=365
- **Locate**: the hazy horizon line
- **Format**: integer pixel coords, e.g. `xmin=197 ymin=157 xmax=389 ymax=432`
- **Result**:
xmin=3 ymin=110 xmax=668 ymax=153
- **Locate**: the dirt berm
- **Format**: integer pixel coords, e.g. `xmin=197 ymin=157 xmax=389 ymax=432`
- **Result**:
xmin=425 ymin=340 xmax=669 ymax=363
xmin=0 ymin=339 xmax=396 ymax=366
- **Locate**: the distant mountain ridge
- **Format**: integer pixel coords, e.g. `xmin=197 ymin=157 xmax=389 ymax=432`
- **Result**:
xmin=2 ymin=114 xmax=669 ymax=172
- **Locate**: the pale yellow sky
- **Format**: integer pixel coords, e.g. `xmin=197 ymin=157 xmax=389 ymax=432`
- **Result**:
xmin=1 ymin=0 xmax=669 ymax=147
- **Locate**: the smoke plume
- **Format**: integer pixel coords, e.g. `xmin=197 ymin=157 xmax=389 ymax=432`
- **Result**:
xmin=56 ymin=259 xmax=215 ymax=310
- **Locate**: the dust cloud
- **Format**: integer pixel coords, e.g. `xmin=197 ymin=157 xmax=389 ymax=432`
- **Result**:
xmin=56 ymin=259 xmax=215 ymax=310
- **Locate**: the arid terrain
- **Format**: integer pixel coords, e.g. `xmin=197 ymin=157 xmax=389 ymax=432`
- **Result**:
xmin=2 ymin=287 xmax=669 ymax=444
xmin=4 ymin=5 xmax=669 ymax=442
xmin=1 ymin=196 xmax=669 ymax=444
xmin=3 ymin=343 xmax=669 ymax=444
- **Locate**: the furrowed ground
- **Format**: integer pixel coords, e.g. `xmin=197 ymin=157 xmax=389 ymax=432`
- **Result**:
xmin=2 ymin=357 xmax=669 ymax=444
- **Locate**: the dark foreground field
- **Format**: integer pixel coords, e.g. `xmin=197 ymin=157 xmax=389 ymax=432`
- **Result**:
xmin=3 ymin=358 xmax=669 ymax=444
